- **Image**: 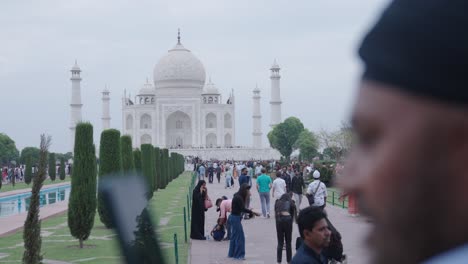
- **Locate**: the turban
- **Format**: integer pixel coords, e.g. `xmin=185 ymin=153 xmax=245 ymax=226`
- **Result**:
xmin=359 ymin=0 xmax=468 ymax=105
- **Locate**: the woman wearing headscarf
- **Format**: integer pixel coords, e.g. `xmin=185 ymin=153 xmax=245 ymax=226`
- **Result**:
xmin=275 ymin=193 xmax=297 ymax=264
xmin=228 ymin=183 xmax=260 ymax=260
xmin=190 ymin=180 xmax=207 ymax=240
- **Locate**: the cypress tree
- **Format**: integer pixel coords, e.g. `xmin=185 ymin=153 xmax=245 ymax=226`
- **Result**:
xmin=162 ymin=149 xmax=169 ymax=188
xmin=48 ymin=152 xmax=56 ymax=181
xmin=23 ymin=135 xmax=50 ymax=264
xmin=151 ymin=148 xmax=157 ymax=192
xmin=141 ymin=144 xmax=154 ymax=199
xmin=159 ymin=149 xmax=166 ymax=189
xmin=168 ymin=153 xmax=173 ymax=182
xmin=120 ymin=135 xmax=135 ymax=175
xmin=68 ymin=123 xmax=97 ymax=248
xmin=133 ymin=149 xmax=142 ymax=172
xmin=59 ymin=158 xmax=66 ymax=180
xmin=25 ymin=155 xmax=32 ymax=184
xmin=98 ymin=129 xmax=122 ymax=228
xmin=154 ymin=147 xmax=161 ymax=190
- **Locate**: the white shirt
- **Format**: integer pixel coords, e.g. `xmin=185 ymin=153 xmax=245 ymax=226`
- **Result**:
xmin=272 ymin=178 xmax=287 ymax=199
xmin=307 ymin=180 xmax=327 ymax=206
xmin=255 ymin=165 xmax=263 ymax=174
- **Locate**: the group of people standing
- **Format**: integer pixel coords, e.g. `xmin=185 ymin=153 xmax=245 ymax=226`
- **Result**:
xmin=190 ymin=159 xmax=343 ymax=263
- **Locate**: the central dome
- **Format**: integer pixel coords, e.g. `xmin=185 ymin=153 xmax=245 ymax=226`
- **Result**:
xmin=153 ymin=41 xmax=206 ymax=89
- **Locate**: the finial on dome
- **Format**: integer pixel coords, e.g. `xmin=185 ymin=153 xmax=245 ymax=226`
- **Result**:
xmin=177 ymin=28 xmax=181 ymax=44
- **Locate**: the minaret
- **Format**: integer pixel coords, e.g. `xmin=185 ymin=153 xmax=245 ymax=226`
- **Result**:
xmin=102 ymin=86 xmax=111 ymax=130
xmin=252 ymin=85 xmax=262 ymax=148
xmin=270 ymin=59 xmax=282 ymax=127
xmin=70 ymin=60 xmax=83 ymax=152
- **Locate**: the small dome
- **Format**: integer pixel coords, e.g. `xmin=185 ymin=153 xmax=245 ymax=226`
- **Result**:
xmin=203 ymin=78 xmax=220 ymax=95
xmin=271 ymin=59 xmax=280 ymax=70
xmin=253 ymin=84 xmax=260 ymax=93
xmin=71 ymin=60 xmax=81 ymax=71
xmin=138 ymin=79 xmax=155 ymax=95
xmin=153 ymin=41 xmax=206 ymax=89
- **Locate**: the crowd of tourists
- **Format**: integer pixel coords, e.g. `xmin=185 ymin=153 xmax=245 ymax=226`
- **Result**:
xmin=1 ymin=163 xmax=72 ymax=184
xmin=190 ymin=158 xmax=345 ymax=264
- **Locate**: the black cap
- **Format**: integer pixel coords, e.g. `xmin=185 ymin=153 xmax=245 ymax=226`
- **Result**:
xmin=359 ymin=0 xmax=468 ymax=106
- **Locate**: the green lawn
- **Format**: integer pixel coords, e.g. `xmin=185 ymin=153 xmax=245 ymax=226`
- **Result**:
xmin=0 ymin=176 xmax=71 ymax=193
xmin=0 ymin=172 xmax=194 ymax=264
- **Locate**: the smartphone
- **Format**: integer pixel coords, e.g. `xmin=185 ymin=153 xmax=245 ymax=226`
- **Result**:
xmin=99 ymin=174 xmax=165 ymax=264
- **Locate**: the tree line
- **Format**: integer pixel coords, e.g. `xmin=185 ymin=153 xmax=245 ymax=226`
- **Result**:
xmin=268 ymin=117 xmax=354 ymax=162
xmin=23 ymin=122 xmax=185 ymax=263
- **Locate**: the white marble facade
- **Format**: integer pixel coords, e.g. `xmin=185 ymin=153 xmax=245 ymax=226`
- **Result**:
xmin=122 ymin=36 xmax=236 ymax=149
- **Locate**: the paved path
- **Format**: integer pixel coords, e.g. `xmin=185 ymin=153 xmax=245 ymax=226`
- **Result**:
xmin=0 ymin=201 xmax=68 ymax=237
xmin=190 ymin=177 xmax=371 ymax=264
xmin=0 ymin=182 xmax=70 ymax=198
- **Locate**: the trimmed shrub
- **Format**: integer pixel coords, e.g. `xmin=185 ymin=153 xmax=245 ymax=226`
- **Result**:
xmin=120 ymin=135 xmax=135 ymax=175
xmin=154 ymin=147 xmax=161 ymax=190
xmin=59 ymin=158 xmax=66 ymax=180
xmin=98 ymin=129 xmax=122 ymax=228
xmin=133 ymin=149 xmax=141 ymax=172
xmin=48 ymin=153 xmax=56 ymax=181
xmin=141 ymin=144 xmax=154 ymax=199
xmin=25 ymin=155 xmax=32 ymax=184
xmin=68 ymin=123 xmax=97 ymax=248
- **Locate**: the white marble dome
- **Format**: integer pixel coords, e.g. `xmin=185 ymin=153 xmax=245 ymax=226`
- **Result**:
xmin=202 ymin=78 xmax=220 ymax=94
xmin=138 ymin=79 xmax=154 ymax=95
xmin=153 ymin=42 xmax=206 ymax=89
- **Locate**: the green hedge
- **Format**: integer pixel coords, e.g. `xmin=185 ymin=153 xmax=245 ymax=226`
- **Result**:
xmin=48 ymin=153 xmax=56 ymax=181
xmin=133 ymin=149 xmax=141 ymax=172
xmin=59 ymin=157 xmax=66 ymax=180
xmin=120 ymin=135 xmax=135 ymax=175
xmin=141 ymin=144 xmax=155 ymax=199
xmin=68 ymin=122 xmax=97 ymax=248
xmin=25 ymin=155 xmax=32 ymax=184
xmin=154 ymin=147 xmax=161 ymax=190
xmin=98 ymin=129 xmax=122 ymax=228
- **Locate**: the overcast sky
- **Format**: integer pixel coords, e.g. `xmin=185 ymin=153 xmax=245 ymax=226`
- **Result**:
xmin=0 ymin=0 xmax=390 ymax=153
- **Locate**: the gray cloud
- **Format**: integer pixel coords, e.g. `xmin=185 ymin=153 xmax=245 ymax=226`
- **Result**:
xmin=0 ymin=0 xmax=390 ymax=153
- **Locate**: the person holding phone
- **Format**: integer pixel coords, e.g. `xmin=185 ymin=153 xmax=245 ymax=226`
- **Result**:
xmin=191 ymin=180 xmax=207 ymax=240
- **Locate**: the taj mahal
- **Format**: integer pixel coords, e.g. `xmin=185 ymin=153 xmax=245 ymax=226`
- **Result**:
xmin=69 ymin=32 xmax=281 ymax=160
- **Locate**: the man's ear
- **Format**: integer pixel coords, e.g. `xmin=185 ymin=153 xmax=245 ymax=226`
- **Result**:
xmin=303 ymin=228 xmax=312 ymax=240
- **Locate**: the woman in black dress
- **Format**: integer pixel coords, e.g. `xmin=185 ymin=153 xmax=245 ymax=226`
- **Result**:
xmin=190 ymin=180 xmax=207 ymax=240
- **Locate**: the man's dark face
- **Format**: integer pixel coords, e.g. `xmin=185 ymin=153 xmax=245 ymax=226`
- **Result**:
xmin=342 ymin=81 xmax=468 ymax=264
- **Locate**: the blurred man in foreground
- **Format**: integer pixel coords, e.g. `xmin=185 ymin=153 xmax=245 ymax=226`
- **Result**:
xmin=343 ymin=0 xmax=468 ymax=263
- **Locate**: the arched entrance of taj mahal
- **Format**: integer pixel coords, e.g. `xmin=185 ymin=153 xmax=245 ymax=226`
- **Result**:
xmin=166 ymin=111 xmax=192 ymax=148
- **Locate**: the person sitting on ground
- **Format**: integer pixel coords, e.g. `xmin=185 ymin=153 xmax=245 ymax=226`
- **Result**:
xmin=291 ymin=206 xmax=330 ymax=264
xmin=216 ymin=196 xmax=232 ymax=240
xmin=211 ymin=218 xmax=226 ymax=241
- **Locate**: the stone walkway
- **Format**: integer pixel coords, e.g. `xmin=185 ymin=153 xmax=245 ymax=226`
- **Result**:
xmin=0 ymin=201 xmax=68 ymax=237
xmin=189 ymin=177 xmax=372 ymax=264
